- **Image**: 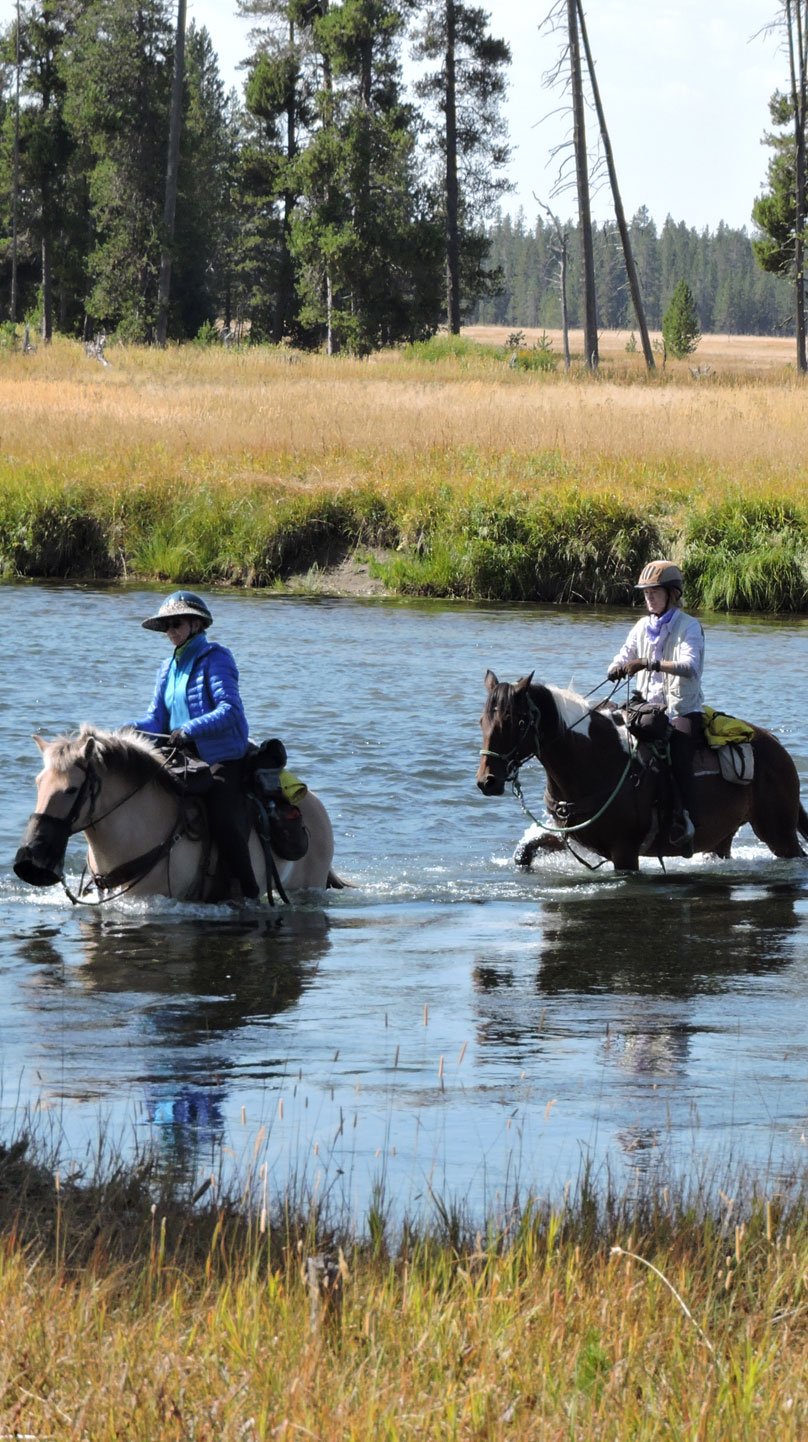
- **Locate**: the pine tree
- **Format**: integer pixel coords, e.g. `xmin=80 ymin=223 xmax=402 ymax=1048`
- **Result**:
xmin=662 ymin=278 xmax=700 ymax=358
xmin=290 ymin=0 xmax=443 ymax=352
xmin=412 ymin=0 xmax=510 ymax=332
xmin=752 ymin=3 xmax=808 ymax=369
xmin=61 ymin=0 xmax=174 ymax=339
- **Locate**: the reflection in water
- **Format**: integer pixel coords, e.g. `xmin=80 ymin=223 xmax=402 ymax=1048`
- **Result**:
xmin=471 ymin=877 xmax=808 ymax=1168
xmin=74 ymin=910 xmax=331 ymax=1039
xmin=13 ymin=909 xmax=332 ymax=1176
xmin=535 ymin=878 xmax=804 ymax=996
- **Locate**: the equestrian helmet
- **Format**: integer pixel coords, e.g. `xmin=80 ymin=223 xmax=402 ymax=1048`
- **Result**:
xmin=635 ymin=560 xmax=684 ymax=592
xmin=141 ymin=590 xmax=213 ymax=632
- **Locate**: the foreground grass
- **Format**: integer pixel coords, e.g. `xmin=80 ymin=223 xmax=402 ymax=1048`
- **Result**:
xmin=3 ymin=1136 xmax=808 ymax=1439
xmin=2 ymin=336 xmax=808 ymax=609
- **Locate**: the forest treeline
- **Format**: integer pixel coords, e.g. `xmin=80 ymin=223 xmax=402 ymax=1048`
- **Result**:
xmin=0 ymin=0 xmax=511 ymax=352
xmin=0 ymin=2 xmax=797 ymax=351
xmin=470 ymin=208 xmax=794 ymax=336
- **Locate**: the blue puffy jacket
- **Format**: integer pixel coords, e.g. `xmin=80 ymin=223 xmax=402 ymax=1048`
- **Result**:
xmin=133 ymin=639 xmax=250 ymax=763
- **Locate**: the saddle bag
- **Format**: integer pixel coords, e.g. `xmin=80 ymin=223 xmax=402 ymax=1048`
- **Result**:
xmin=626 ymin=700 xmax=671 ymax=746
xmin=246 ymin=738 xmax=310 ymax=861
xmin=717 ymin=741 xmax=755 ymax=786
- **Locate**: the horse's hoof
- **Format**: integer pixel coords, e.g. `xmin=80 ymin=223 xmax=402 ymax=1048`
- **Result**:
xmin=514 ymin=834 xmax=565 ymax=867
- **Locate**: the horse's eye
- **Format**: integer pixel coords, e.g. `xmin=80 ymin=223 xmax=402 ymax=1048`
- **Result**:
xmin=63 ymin=785 xmax=79 ymax=796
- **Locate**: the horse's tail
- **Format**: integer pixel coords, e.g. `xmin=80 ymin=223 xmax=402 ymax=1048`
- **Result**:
xmin=799 ymin=804 xmax=808 ymax=842
xmin=327 ymin=869 xmax=351 ymax=889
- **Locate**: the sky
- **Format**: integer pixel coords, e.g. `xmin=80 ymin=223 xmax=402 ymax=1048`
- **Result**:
xmin=2 ymin=0 xmax=792 ymax=232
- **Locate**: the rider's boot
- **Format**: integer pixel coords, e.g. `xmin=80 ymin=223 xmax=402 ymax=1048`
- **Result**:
xmin=669 ymin=726 xmax=699 ymax=856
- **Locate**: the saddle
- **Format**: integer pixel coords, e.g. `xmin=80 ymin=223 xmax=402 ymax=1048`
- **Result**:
xmin=161 ymin=736 xmax=310 ymax=862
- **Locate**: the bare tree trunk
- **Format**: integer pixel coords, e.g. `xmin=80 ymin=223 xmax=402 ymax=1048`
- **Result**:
xmin=537 ymin=198 xmax=570 ymax=369
xmin=786 ymin=0 xmax=807 ymax=371
xmin=10 ymin=0 xmax=21 ymax=325
xmin=576 ymin=0 xmax=654 ymax=372
xmin=322 ymin=13 xmax=336 ymax=355
xmin=445 ymin=0 xmax=461 ymax=334
xmin=156 ymin=0 xmax=187 ymax=348
xmin=41 ymin=233 xmax=52 ymax=343
xmin=567 ymin=0 xmax=597 ymax=369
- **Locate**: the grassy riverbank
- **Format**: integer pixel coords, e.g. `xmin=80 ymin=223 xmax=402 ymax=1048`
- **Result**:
xmin=2 ymin=335 xmax=808 ymax=609
xmin=2 ymin=1136 xmax=808 ymax=1438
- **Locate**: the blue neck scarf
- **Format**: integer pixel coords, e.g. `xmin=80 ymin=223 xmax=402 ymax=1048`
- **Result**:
xmin=645 ymin=606 xmax=676 ymax=642
xmin=164 ymin=631 xmax=207 ymax=729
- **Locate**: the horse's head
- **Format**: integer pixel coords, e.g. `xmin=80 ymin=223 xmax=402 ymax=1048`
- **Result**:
xmin=14 ymin=731 xmax=104 ymax=887
xmin=477 ymin=670 xmax=539 ymax=795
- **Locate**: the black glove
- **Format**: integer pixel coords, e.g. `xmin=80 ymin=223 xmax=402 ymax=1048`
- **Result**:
xmin=608 ymin=664 xmax=626 ymax=681
xmin=168 ymin=729 xmax=187 ymax=750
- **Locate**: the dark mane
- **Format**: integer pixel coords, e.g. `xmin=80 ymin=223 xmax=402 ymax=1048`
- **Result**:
xmin=45 ymin=726 xmax=176 ymax=791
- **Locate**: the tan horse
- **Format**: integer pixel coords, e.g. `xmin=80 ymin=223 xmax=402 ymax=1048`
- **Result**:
xmin=14 ymin=725 xmax=340 ymax=902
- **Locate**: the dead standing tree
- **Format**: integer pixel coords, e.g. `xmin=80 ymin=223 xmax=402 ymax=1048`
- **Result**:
xmin=567 ymin=0 xmax=598 ymax=369
xmin=535 ymin=196 xmax=571 ymax=369
xmin=576 ymin=0 xmax=655 ymax=371
xmin=540 ymin=1 xmax=654 ymax=372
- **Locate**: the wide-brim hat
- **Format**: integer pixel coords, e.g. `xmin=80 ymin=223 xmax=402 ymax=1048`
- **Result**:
xmin=142 ymin=590 xmax=213 ymax=632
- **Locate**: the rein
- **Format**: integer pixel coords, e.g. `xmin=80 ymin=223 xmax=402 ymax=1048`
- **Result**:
xmin=481 ymin=681 xmax=635 ymax=846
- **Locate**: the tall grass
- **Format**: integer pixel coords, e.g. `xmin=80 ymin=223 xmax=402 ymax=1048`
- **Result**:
xmin=3 ymin=1131 xmax=808 ymax=1439
xmin=1 ymin=337 xmax=808 ymax=609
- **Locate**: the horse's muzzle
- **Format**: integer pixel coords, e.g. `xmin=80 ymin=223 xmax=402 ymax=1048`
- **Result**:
xmin=13 ymin=813 xmax=70 ymax=888
xmin=476 ymin=766 xmax=506 ymax=797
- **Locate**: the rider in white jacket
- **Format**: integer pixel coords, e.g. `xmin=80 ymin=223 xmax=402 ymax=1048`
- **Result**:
xmin=608 ymin=560 xmax=705 ymax=853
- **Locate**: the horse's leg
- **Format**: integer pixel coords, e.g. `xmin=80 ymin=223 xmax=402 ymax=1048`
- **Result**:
xmin=747 ymin=737 xmax=806 ymax=859
xmin=610 ymin=843 xmax=640 ymax=872
xmin=710 ymin=834 xmax=735 ymax=860
xmin=514 ymin=833 xmax=566 ymax=867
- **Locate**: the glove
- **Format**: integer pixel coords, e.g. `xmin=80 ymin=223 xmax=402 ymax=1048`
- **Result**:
xmin=168 ymin=729 xmax=187 ymax=750
xmin=608 ymin=658 xmax=648 ymax=681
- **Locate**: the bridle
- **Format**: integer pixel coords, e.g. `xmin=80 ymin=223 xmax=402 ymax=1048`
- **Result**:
xmin=480 ymin=681 xmax=635 ymax=854
xmin=479 ymin=688 xmax=543 ymax=782
xmin=49 ymin=756 xmax=194 ymax=906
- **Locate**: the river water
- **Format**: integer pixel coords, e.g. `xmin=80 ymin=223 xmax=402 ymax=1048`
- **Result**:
xmin=4 ymin=585 xmax=808 ymax=1223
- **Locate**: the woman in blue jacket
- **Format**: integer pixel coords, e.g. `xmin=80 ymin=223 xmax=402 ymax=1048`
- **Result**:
xmin=133 ymin=591 xmax=259 ymax=899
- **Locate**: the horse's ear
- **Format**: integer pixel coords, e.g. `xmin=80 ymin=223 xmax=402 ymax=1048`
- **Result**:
xmin=514 ymin=672 xmax=535 ymax=694
xmin=83 ymin=735 xmax=96 ymax=761
xmin=484 ymin=670 xmax=499 ymax=692
xmin=33 ymin=734 xmax=47 ymax=754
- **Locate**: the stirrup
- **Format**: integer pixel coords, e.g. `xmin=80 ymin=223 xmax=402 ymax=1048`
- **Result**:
xmin=669 ymin=810 xmax=695 ymax=855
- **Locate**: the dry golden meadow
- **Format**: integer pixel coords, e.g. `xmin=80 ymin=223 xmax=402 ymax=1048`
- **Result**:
xmin=0 ymin=328 xmax=805 ymax=486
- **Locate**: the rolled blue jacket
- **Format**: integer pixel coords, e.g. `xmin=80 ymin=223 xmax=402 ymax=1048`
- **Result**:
xmin=133 ymin=637 xmax=250 ymax=763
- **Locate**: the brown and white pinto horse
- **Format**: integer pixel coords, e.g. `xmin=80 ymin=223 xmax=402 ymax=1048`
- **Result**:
xmin=14 ymin=726 xmax=341 ymax=903
xmin=476 ymin=671 xmax=808 ymax=871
